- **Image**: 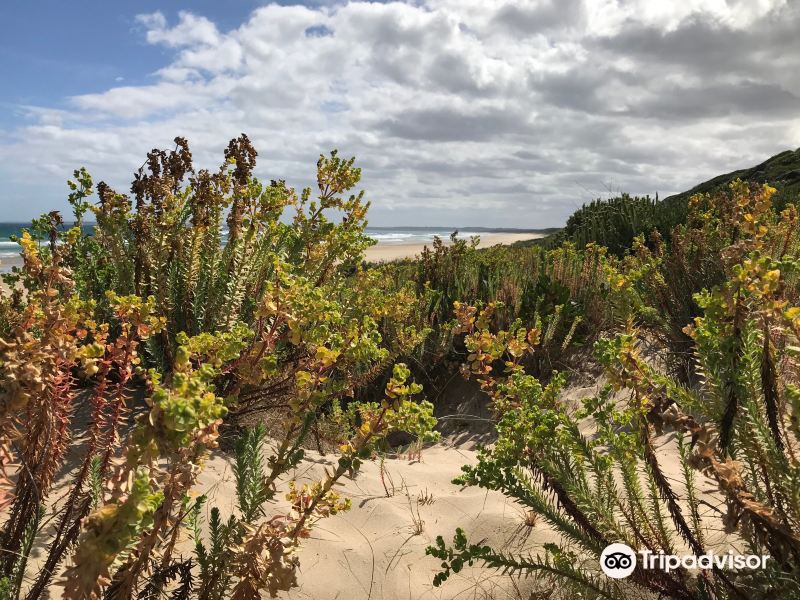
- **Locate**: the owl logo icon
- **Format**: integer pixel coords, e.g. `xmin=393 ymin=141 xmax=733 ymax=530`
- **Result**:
xmin=600 ymin=543 xmax=637 ymax=578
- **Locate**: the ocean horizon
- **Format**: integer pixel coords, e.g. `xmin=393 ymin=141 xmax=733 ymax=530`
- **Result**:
xmin=0 ymin=222 xmax=553 ymax=260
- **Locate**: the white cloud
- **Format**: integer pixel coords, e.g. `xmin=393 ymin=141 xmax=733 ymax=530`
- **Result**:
xmin=1 ymin=0 xmax=798 ymax=226
xmin=137 ymin=11 xmax=222 ymax=48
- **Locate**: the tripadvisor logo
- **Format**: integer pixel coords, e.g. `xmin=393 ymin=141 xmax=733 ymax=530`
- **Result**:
xmin=600 ymin=543 xmax=770 ymax=578
xmin=600 ymin=543 xmax=637 ymax=579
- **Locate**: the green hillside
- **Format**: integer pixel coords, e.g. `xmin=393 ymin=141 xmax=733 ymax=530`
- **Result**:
xmin=664 ymin=147 xmax=800 ymax=206
xmin=524 ymin=147 xmax=800 ymax=254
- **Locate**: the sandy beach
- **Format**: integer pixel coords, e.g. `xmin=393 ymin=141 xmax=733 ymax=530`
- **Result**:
xmin=363 ymin=232 xmax=543 ymax=262
xmin=0 ymin=254 xmax=22 ymax=274
xmin=0 ymin=233 xmax=545 ymax=280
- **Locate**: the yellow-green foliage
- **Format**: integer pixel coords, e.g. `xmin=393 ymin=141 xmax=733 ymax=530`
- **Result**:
xmin=429 ymin=182 xmax=800 ymax=599
xmin=5 ymin=130 xmax=799 ymax=600
xmin=0 ymin=138 xmax=436 ymax=599
xmin=374 ymin=231 xmax=620 ymax=377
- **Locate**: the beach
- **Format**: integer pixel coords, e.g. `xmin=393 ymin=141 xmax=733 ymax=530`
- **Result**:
xmin=2 ymin=4 xmax=794 ymax=596
xmin=0 ymin=254 xmax=22 ymax=273
xmin=0 ymin=232 xmax=545 ymax=277
xmin=363 ymin=232 xmax=543 ymax=262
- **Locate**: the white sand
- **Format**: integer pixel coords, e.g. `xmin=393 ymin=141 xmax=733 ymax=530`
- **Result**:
xmin=194 ymin=442 xmax=551 ymax=600
xmin=181 ymin=378 xmax=732 ymax=599
xmin=364 ymin=233 xmax=543 ymax=263
xmin=0 ymin=255 xmax=22 ymax=275
xmin=19 ymin=376 xmax=739 ymax=599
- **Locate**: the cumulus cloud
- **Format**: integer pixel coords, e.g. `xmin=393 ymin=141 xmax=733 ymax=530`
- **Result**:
xmin=1 ymin=0 xmax=798 ymax=226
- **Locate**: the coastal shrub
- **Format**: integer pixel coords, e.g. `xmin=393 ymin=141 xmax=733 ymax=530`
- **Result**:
xmin=619 ymin=180 xmax=800 ymax=379
xmin=428 ymin=184 xmax=800 ymax=599
xmin=0 ymin=237 xmax=436 ymax=598
xmin=375 ymin=229 xmax=626 ymax=381
xmin=4 ymin=137 xmax=429 ymax=418
xmin=531 ymin=147 xmax=800 ymax=257
xmin=552 ymin=193 xmax=684 ymax=257
xmin=6 ymin=136 xmax=422 ymax=376
xmin=0 ymin=140 xmax=437 ymax=598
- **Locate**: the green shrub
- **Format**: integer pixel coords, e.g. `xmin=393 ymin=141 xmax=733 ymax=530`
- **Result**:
xmin=428 ymin=183 xmax=800 ymax=599
xmin=0 ymin=138 xmax=436 ymax=599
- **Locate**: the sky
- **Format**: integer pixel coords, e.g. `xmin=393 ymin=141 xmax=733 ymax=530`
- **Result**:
xmin=0 ymin=0 xmax=798 ymax=227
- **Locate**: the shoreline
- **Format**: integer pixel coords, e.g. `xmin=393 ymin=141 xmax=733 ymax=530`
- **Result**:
xmin=0 ymin=255 xmax=23 ymax=275
xmin=363 ymin=232 xmax=542 ymax=262
xmin=0 ymin=233 xmax=544 ymax=276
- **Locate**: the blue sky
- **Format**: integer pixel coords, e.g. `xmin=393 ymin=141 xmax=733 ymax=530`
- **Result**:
xmin=1 ymin=1 xmax=798 ymax=226
xmin=2 ymin=2 xmax=256 ymax=114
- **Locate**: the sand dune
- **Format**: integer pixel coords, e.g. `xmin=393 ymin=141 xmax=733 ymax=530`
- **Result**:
xmin=185 ymin=376 xmax=731 ymax=599
xmin=22 ymin=376 xmax=736 ymax=599
xmin=195 ymin=443 xmax=548 ymax=600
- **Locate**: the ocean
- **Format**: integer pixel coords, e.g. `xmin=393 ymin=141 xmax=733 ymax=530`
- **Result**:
xmin=0 ymin=223 xmax=48 ymax=263
xmin=0 ymin=223 xmax=495 ymax=250
xmin=364 ymin=227 xmax=456 ymax=244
